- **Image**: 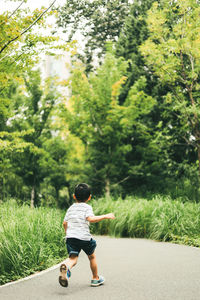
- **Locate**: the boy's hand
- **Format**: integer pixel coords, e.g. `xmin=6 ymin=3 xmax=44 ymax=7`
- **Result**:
xmin=63 ymin=220 xmax=68 ymax=233
xmin=105 ymin=213 xmax=115 ymax=220
xmin=87 ymin=213 xmax=115 ymax=223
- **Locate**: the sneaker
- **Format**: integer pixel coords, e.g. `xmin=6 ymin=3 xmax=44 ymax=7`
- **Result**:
xmin=59 ymin=264 xmax=70 ymax=287
xmin=91 ymin=275 xmax=105 ymax=287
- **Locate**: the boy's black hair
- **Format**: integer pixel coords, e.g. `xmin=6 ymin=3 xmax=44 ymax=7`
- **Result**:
xmin=74 ymin=183 xmax=91 ymax=202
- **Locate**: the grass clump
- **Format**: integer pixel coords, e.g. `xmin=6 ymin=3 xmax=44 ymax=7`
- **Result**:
xmin=0 ymin=201 xmax=66 ymax=285
xmin=91 ymin=195 xmax=200 ymax=247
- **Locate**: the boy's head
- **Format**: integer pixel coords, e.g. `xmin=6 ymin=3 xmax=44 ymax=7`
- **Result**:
xmin=74 ymin=183 xmax=91 ymax=202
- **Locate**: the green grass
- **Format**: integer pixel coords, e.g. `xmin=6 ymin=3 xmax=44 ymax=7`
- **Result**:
xmin=0 ymin=200 xmax=66 ymax=285
xmin=91 ymin=195 xmax=200 ymax=247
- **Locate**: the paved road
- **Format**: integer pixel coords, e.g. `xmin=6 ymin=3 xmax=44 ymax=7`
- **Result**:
xmin=1 ymin=236 xmax=200 ymax=300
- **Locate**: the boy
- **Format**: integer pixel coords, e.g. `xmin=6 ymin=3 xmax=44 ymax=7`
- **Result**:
xmin=59 ymin=183 xmax=115 ymax=288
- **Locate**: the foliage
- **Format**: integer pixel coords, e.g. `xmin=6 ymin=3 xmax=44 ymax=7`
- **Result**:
xmin=0 ymin=200 xmax=66 ymax=285
xmin=63 ymin=53 xmax=156 ymax=196
xmin=0 ymin=69 xmax=73 ymax=207
xmin=0 ymin=1 xmax=75 ymax=205
xmin=0 ymin=0 xmax=72 ymax=153
xmin=115 ymin=0 xmax=157 ymax=102
xmin=114 ymin=0 xmax=179 ymax=191
xmin=0 ymin=1 xmax=59 ymax=116
xmin=2 ymin=70 xmax=57 ymax=206
xmin=40 ymin=134 xmax=85 ymax=208
xmin=114 ymin=0 xmax=199 ymax=192
xmin=140 ymin=0 xmax=200 ymax=174
xmin=1 ymin=0 xmax=200 ymax=202
xmin=57 ymin=0 xmax=131 ymax=72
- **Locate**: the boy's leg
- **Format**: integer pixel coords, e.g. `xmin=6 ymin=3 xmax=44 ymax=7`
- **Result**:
xmin=65 ymin=238 xmax=81 ymax=271
xmin=59 ymin=255 xmax=78 ymax=287
xmin=66 ymin=254 xmax=78 ymax=269
xmin=88 ymin=252 xmax=98 ymax=280
xmin=88 ymin=252 xmax=105 ymax=286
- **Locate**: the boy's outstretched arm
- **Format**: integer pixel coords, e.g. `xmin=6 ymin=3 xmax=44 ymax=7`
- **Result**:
xmin=86 ymin=213 xmax=115 ymax=223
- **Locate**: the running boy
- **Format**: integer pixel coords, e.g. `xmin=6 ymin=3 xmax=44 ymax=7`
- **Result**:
xmin=59 ymin=183 xmax=115 ymax=288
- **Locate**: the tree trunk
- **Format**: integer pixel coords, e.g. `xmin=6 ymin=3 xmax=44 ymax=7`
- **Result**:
xmin=31 ymin=185 xmax=35 ymax=208
xmin=105 ymin=178 xmax=110 ymax=198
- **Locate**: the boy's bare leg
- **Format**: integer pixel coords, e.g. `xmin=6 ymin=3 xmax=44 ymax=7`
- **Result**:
xmin=59 ymin=255 xmax=78 ymax=287
xmin=66 ymin=254 xmax=78 ymax=269
xmin=88 ymin=252 xmax=99 ymax=280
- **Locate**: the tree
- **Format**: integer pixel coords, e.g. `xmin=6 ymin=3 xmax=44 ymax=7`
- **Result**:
xmin=115 ymin=0 xmax=157 ymax=103
xmin=114 ymin=0 xmax=198 ymax=194
xmin=8 ymin=70 xmax=58 ymax=207
xmin=0 ymin=0 xmax=61 ymax=175
xmin=0 ymin=0 xmax=56 ymax=55
xmin=0 ymin=2 xmax=72 ymax=204
xmin=0 ymin=1 xmax=58 ymax=92
xmin=140 ymin=0 xmax=200 ymax=176
xmin=113 ymin=0 xmax=177 ymax=192
xmin=57 ymin=0 xmax=131 ymax=72
xmin=40 ymin=136 xmax=69 ymax=205
xmin=0 ymin=0 xmax=63 ymax=140
xmin=64 ymin=53 xmax=156 ymax=196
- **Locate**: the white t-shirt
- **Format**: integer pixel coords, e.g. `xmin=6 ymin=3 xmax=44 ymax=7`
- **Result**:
xmin=64 ymin=202 xmax=94 ymax=241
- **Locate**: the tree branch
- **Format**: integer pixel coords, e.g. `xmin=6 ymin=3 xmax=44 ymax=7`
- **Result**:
xmin=7 ymin=0 xmax=26 ymax=20
xmin=111 ymin=176 xmax=130 ymax=187
xmin=0 ymin=0 xmax=26 ymax=26
xmin=0 ymin=0 xmax=57 ymax=55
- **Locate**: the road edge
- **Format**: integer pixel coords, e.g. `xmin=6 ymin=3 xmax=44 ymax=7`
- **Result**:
xmin=0 ymin=259 xmax=66 ymax=289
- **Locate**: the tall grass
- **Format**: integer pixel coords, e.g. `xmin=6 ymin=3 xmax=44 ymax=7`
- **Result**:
xmin=91 ymin=195 xmax=200 ymax=247
xmin=0 ymin=200 xmax=66 ymax=285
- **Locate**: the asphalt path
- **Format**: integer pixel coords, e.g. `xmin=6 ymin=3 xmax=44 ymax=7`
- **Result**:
xmin=1 ymin=236 xmax=200 ymax=300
